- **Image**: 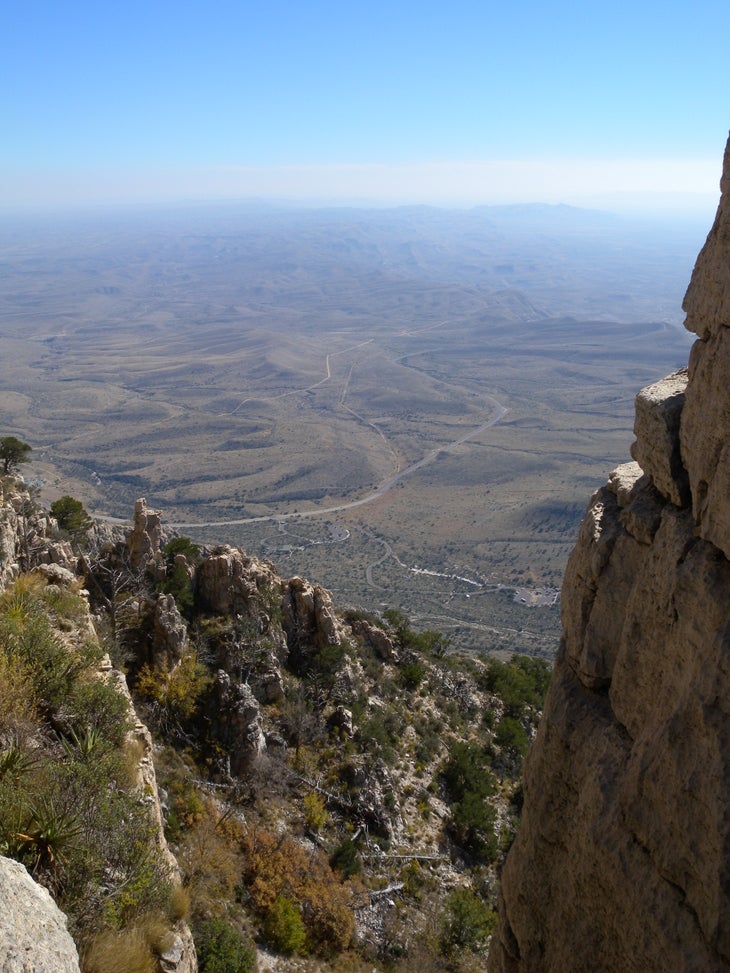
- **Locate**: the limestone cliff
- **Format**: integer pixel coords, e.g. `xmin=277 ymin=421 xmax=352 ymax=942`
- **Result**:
xmin=488 ymin=135 xmax=730 ymax=972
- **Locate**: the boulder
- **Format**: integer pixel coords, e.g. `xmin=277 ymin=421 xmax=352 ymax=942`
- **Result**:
xmin=0 ymin=856 xmax=80 ymax=973
xmin=630 ymin=369 xmax=690 ymax=507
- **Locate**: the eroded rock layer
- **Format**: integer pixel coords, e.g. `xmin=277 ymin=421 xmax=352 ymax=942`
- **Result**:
xmin=488 ymin=134 xmax=730 ymax=973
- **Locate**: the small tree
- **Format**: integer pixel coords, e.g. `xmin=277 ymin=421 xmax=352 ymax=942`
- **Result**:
xmin=0 ymin=436 xmax=31 ymax=475
xmin=50 ymin=495 xmax=92 ymax=537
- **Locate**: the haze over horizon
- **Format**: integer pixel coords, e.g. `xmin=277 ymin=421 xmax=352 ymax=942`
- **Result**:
xmin=3 ymin=0 xmax=728 ymax=217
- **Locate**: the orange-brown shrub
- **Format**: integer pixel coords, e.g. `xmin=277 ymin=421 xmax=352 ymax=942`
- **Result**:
xmin=242 ymin=826 xmax=354 ymax=954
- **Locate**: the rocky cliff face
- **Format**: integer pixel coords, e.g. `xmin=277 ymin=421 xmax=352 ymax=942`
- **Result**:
xmin=0 ymin=485 xmax=197 ymax=973
xmin=488 ymin=136 xmax=730 ymax=972
xmin=0 ymin=480 xmax=77 ymax=590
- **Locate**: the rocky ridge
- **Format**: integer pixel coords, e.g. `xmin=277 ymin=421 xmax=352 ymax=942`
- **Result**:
xmin=0 ymin=477 xmax=550 ymax=970
xmin=488 ymin=134 xmax=730 ymax=971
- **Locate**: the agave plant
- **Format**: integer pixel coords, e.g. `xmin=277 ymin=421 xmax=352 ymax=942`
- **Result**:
xmin=0 ymin=740 xmax=38 ymax=782
xmin=15 ymin=796 xmax=83 ymax=872
xmin=60 ymin=725 xmax=105 ymax=760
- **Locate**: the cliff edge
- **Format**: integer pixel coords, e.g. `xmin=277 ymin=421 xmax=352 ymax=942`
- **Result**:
xmin=488 ymin=134 xmax=730 ymax=973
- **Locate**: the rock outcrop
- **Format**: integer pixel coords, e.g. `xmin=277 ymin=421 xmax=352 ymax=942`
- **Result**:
xmin=489 ymin=135 xmax=730 ymax=973
xmin=196 ymin=544 xmax=280 ymax=616
xmin=0 ymin=480 xmax=77 ymax=590
xmin=282 ymin=576 xmax=347 ymax=666
xmin=211 ymin=670 xmax=268 ymax=775
xmin=153 ymin=592 xmax=189 ymax=666
xmin=0 ymin=856 xmax=81 ymax=973
xmin=127 ymin=497 xmax=166 ymax=577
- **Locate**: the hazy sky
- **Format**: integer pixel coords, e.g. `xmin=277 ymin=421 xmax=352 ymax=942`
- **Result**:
xmin=3 ymin=0 xmax=729 ymax=213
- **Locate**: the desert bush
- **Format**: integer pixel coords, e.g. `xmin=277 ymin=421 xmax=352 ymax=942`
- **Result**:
xmin=441 ymin=742 xmax=498 ymax=863
xmin=382 ymin=609 xmax=450 ymax=657
xmin=0 ymin=649 xmax=37 ymax=738
xmin=61 ymin=675 xmax=133 ymax=746
xmin=303 ymin=792 xmax=328 ymax=834
xmin=163 ymin=536 xmax=201 ymax=564
xmin=195 ymin=917 xmax=256 ymax=973
xmin=169 ymin=883 xmax=191 ymax=922
xmin=0 ymin=575 xmax=173 ymax=944
xmin=161 ymin=562 xmax=196 ymax=617
xmin=50 ymin=495 xmax=92 ymax=539
xmin=329 ymin=837 xmax=360 ymax=878
xmin=174 ymin=799 xmax=246 ymax=921
xmin=400 ymin=660 xmax=425 ymax=691
xmin=0 ymin=582 xmax=103 ymax=714
xmin=136 ymin=652 xmax=211 ymax=734
xmin=243 ymin=826 xmax=354 ymax=955
xmin=479 ymin=655 xmax=551 ymax=718
xmin=81 ymin=916 xmax=177 ymax=973
xmin=81 ymin=927 xmax=156 ymax=973
xmin=494 ymin=716 xmax=530 ymax=772
xmin=357 ymin=709 xmax=400 ymax=763
xmin=264 ymin=895 xmax=307 ymax=954
xmin=439 ymin=887 xmax=495 ymax=957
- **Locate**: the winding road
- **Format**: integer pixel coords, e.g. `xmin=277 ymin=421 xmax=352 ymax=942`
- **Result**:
xmin=170 ymin=396 xmax=508 ymax=530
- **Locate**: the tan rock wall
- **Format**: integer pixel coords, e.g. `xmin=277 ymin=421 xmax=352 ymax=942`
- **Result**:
xmin=489 ymin=133 xmax=730 ymax=972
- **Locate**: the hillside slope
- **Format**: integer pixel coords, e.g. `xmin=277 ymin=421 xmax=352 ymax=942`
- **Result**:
xmin=0 ymin=482 xmax=549 ymax=971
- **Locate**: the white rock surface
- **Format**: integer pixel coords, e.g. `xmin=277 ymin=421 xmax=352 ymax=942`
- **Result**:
xmin=0 ymin=857 xmax=80 ymax=973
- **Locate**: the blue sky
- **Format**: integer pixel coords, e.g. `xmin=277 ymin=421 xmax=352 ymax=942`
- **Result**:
xmin=3 ymin=0 xmax=729 ymax=212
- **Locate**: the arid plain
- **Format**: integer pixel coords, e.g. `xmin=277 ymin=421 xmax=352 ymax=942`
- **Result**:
xmin=0 ymin=203 xmax=702 ymax=654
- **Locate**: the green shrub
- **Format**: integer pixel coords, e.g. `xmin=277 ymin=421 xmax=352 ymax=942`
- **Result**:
xmin=64 ymin=675 xmax=133 ymax=746
xmin=358 ymin=710 xmax=400 ymax=763
xmin=50 ymin=495 xmax=92 ymax=538
xmin=195 ymin=917 xmax=256 ymax=973
xmin=439 ymin=887 xmax=496 ymax=957
xmin=163 ymin=537 xmax=201 ymax=564
xmin=442 ymin=742 xmax=498 ymax=863
xmin=494 ymin=716 xmax=529 ymax=768
xmin=400 ymin=660 xmax=425 ymax=691
xmin=329 ymin=837 xmax=360 ymax=878
xmin=160 ymin=563 xmax=195 ymax=617
xmin=264 ymin=895 xmax=307 ymax=955
xmin=382 ymin=609 xmax=450 ymax=657
xmin=480 ymin=655 xmax=551 ymax=718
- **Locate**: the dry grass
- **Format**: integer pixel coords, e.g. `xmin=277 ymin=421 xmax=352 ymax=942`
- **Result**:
xmin=81 ymin=917 xmax=177 ymax=973
xmin=81 ymin=929 xmax=156 ymax=973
